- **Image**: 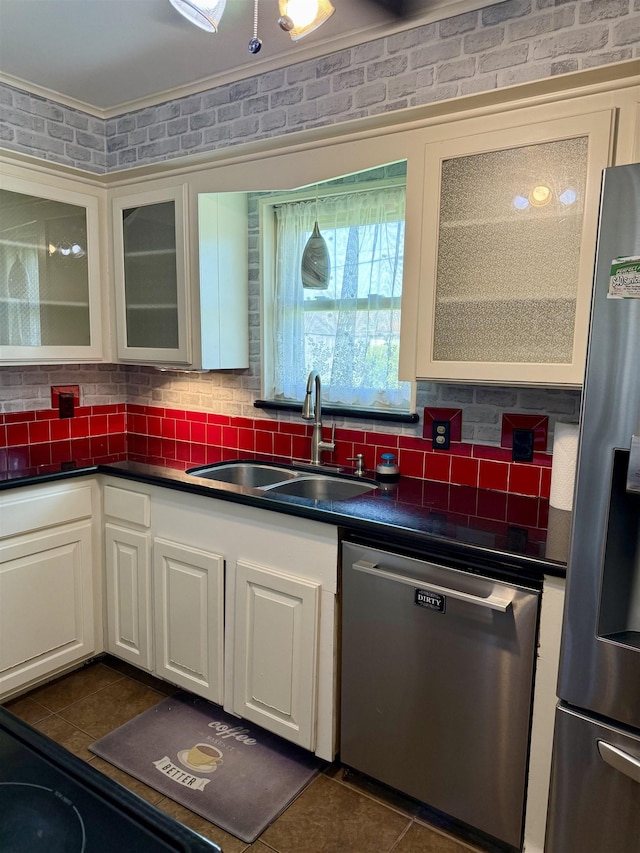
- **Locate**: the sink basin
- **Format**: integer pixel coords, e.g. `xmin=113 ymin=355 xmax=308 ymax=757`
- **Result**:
xmin=265 ymin=477 xmax=376 ymax=501
xmin=186 ymin=460 xmax=378 ymax=501
xmin=187 ymin=462 xmax=299 ymax=488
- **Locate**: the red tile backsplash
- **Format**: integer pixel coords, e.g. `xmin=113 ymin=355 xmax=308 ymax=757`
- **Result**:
xmin=398 ymin=448 xmax=425 ymax=479
xmin=28 ymin=420 xmax=50 ymax=444
xmin=450 ymin=455 xmax=479 ymax=488
xmin=478 ymin=459 xmax=509 ymax=492
xmin=508 ymin=462 xmax=542 ymax=497
xmin=0 ymin=402 xmax=553 ymax=506
xmin=424 ymin=451 xmax=452 ymax=483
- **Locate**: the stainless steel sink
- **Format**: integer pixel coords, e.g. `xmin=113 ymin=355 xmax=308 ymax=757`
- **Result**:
xmin=187 ymin=462 xmax=300 ymax=487
xmin=186 ymin=460 xmax=377 ymax=501
xmin=264 ymin=476 xmax=376 ymax=501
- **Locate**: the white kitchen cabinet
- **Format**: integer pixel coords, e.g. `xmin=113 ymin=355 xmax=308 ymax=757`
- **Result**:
xmin=153 ymin=538 xmax=224 ymax=704
xmin=0 ymin=159 xmax=106 ymax=364
xmin=101 ymin=478 xmax=226 ymax=704
xmin=103 ymin=483 xmax=153 ymax=671
xmin=0 ymin=481 xmax=98 ymax=700
xmin=104 ymin=524 xmax=153 ymax=671
xmin=409 ymin=103 xmax=614 ymax=387
xmin=112 ymin=185 xmax=190 ymax=364
xmin=233 ymin=560 xmax=320 ymax=751
xmin=111 ymin=182 xmax=248 ymax=369
xmin=148 ymin=483 xmax=339 ymax=760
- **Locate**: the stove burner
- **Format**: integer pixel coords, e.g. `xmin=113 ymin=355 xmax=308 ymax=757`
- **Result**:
xmin=0 ymin=783 xmax=86 ymax=853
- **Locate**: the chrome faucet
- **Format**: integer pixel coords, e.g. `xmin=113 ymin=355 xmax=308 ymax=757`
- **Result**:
xmin=301 ymin=370 xmax=335 ymax=465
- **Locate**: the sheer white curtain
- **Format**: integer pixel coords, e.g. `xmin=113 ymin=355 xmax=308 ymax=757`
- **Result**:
xmin=1 ymin=222 xmax=41 ymax=346
xmin=271 ymin=185 xmax=411 ymax=411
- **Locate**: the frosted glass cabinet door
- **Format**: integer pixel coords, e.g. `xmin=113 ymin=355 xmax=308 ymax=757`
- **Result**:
xmin=415 ymin=109 xmax=614 ymax=386
xmin=0 ymin=176 xmax=102 ymax=363
xmin=112 ymin=186 xmax=190 ymax=364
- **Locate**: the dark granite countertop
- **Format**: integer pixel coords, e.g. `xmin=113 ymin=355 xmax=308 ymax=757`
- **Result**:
xmin=0 ymin=456 xmax=569 ymax=582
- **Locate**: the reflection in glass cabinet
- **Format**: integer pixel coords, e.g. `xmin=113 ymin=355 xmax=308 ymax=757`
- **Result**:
xmin=0 ymin=189 xmax=91 ymax=347
xmin=122 ymin=201 xmax=179 ymax=350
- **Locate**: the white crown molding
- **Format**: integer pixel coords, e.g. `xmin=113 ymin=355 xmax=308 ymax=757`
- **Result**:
xmin=2 ymin=58 xmax=638 ymax=186
xmin=0 ymin=0 xmax=494 ymax=120
xmin=0 ymin=71 xmax=106 ymax=119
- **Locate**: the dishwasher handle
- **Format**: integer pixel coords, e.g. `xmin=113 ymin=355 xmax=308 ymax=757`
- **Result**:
xmin=351 ymin=559 xmax=515 ymax=612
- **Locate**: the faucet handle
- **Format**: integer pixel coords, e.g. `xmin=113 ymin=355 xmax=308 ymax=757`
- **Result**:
xmin=323 ymin=422 xmax=335 ymax=446
xmin=317 ymin=422 xmax=336 ymax=453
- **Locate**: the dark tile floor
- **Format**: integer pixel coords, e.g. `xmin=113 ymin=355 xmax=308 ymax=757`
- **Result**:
xmin=3 ymin=659 xmax=486 ymax=853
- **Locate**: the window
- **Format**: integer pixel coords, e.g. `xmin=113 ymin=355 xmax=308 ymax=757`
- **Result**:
xmin=263 ymin=178 xmax=413 ymax=414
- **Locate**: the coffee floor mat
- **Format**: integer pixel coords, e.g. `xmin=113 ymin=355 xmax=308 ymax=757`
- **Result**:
xmin=90 ymin=691 xmax=324 ymax=843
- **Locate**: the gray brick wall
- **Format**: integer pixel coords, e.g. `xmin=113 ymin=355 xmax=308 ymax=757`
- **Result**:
xmin=101 ymin=0 xmax=638 ymax=170
xmin=1 ymin=0 xmax=638 ymax=172
xmin=1 ymin=0 xmax=629 ymax=442
xmin=0 ymin=364 xmax=127 ymax=412
xmin=0 ymin=89 xmax=107 ymax=173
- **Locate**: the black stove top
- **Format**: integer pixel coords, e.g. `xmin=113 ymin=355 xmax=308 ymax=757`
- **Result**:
xmin=0 ymin=709 xmax=221 ymax=852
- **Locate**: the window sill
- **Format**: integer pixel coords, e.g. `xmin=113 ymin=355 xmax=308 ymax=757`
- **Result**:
xmin=254 ymin=399 xmax=419 ymax=424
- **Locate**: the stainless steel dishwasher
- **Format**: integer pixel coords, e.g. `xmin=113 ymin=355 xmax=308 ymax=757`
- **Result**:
xmin=340 ymin=540 xmax=541 ymax=851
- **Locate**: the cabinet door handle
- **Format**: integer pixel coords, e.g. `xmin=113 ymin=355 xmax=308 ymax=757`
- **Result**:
xmin=351 ymin=560 xmax=514 ymax=612
xmin=597 ymin=740 xmax=640 ymax=784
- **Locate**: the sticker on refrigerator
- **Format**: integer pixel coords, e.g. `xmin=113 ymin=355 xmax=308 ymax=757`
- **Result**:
xmin=415 ymin=588 xmax=445 ymax=612
xmin=607 ymin=256 xmax=640 ymax=298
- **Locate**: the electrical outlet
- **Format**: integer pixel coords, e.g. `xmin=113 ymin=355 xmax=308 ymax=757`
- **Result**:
xmin=512 ymin=427 xmax=534 ymax=462
xmin=432 ymin=419 xmax=451 ymax=451
xmin=58 ymin=392 xmax=75 ymax=419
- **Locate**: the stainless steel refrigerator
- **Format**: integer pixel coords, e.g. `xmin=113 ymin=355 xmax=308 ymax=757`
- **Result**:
xmin=545 ymin=164 xmax=640 ymax=852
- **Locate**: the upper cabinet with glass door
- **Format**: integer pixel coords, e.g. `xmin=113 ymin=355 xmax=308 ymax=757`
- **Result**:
xmin=111 ymin=183 xmax=249 ymax=369
xmin=408 ymin=104 xmax=615 ymax=386
xmin=112 ymin=185 xmax=190 ymax=364
xmin=0 ymin=172 xmax=103 ymax=364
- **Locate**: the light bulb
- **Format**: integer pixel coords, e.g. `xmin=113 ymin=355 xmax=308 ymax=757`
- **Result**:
xmin=277 ymin=0 xmax=334 ymax=41
xmin=529 ymin=185 xmax=552 ymax=207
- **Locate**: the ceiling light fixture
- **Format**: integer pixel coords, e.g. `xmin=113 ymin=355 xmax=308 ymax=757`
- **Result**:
xmin=169 ymin=0 xmax=334 ymax=49
xmin=168 ymin=0 xmax=227 ymax=33
xmin=278 ymin=0 xmax=335 ymax=41
xmin=529 ymin=184 xmax=552 ymax=207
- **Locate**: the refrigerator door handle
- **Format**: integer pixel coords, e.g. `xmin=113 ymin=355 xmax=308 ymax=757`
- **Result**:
xmin=626 ymin=434 xmax=640 ymax=493
xmin=351 ymin=560 xmax=514 ymax=612
xmin=597 ymin=740 xmax=640 ymax=784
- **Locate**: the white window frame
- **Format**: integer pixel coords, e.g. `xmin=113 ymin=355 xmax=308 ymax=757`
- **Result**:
xmin=259 ymin=177 xmax=416 ymax=417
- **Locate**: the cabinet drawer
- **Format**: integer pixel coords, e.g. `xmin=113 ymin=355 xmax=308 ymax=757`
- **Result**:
xmin=104 ymin=485 xmax=151 ymax=527
xmin=0 ymin=485 xmax=93 ymax=540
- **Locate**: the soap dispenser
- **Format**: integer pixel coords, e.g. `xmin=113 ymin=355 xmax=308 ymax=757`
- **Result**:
xmin=376 ymin=452 xmax=400 ymax=483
